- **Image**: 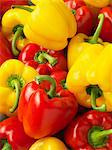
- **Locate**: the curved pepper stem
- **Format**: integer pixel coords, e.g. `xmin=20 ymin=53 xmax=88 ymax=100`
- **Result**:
xmin=86 ymin=85 xmax=106 ymax=112
xmin=9 ymin=80 xmax=21 ymax=113
xmin=2 ymin=141 xmax=12 ymax=150
xmin=12 ymin=26 xmax=23 ymax=56
xmin=12 ymin=5 xmax=33 ymax=12
xmin=35 ymin=75 xmax=56 ymax=98
xmin=88 ymin=126 xmax=112 ymax=148
xmin=88 ymin=14 xmax=104 ymax=44
xmin=7 ymin=75 xmax=25 ymax=113
xmin=91 ymin=88 xmax=106 ymax=112
xmin=34 ymin=51 xmax=57 ymax=66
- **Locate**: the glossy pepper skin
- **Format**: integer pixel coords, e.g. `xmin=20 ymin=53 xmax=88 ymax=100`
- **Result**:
xmin=18 ymin=43 xmax=67 ymax=75
xmin=29 ymin=137 xmax=68 ymax=150
xmin=0 ymin=59 xmax=38 ymax=116
xmin=39 ymin=70 xmax=67 ymax=94
xmin=0 ymin=0 xmax=28 ymax=18
xmin=1 ymin=5 xmax=35 ymax=56
xmin=0 ymin=116 xmax=35 ymax=150
xmin=67 ymin=13 xmax=107 ymax=70
xmin=18 ymin=75 xmax=78 ymax=139
xmin=67 ymin=14 xmax=112 ymax=112
xmin=2 ymin=0 xmax=77 ymax=54
xmin=99 ymin=7 xmax=112 ymax=42
xmin=64 ymin=110 xmax=112 ymax=150
xmin=0 ymin=31 xmax=13 ymax=65
xmin=65 ymin=0 xmax=93 ymax=35
xmin=83 ymin=0 xmax=111 ymax=8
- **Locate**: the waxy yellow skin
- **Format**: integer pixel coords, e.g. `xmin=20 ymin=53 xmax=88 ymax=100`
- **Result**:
xmin=84 ymin=0 xmax=111 ymax=8
xmin=29 ymin=137 xmax=68 ymax=150
xmin=67 ymin=41 xmax=112 ymax=111
xmin=2 ymin=0 xmax=77 ymax=50
xmin=2 ymin=6 xmax=34 ymax=51
xmin=0 ymin=59 xmax=38 ymax=116
xmin=67 ymin=33 xmax=108 ymax=69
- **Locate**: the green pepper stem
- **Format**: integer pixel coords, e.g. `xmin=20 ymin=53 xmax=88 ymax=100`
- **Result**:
xmin=34 ymin=51 xmax=57 ymax=66
xmin=9 ymin=80 xmax=21 ymax=113
xmin=88 ymin=126 xmax=112 ymax=148
xmin=72 ymin=10 xmax=76 ymax=15
xmin=88 ymin=14 xmax=104 ymax=44
xmin=61 ymin=80 xmax=67 ymax=89
xmin=2 ymin=141 xmax=12 ymax=150
xmin=12 ymin=27 xmax=23 ymax=56
xmin=35 ymin=75 xmax=56 ymax=98
xmin=12 ymin=5 xmax=33 ymax=12
xmin=91 ymin=88 xmax=106 ymax=112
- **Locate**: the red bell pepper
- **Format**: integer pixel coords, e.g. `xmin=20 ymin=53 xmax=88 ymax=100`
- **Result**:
xmin=51 ymin=70 xmax=67 ymax=91
xmin=18 ymin=43 xmax=67 ymax=75
xmin=18 ymin=75 xmax=78 ymax=139
xmin=0 ymin=116 xmax=35 ymax=150
xmin=0 ymin=31 xmax=13 ymax=65
xmin=38 ymin=71 xmax=67 ymax=95
xmin=0 ymin=0 xmax=28 ymax=18
xmin=64 ymin=110 xmax=112 ymax=150
xmin=98 ymin=7 xmax=112 ymax=42
xmin=65 ymin=0 xmax=93 ymax=35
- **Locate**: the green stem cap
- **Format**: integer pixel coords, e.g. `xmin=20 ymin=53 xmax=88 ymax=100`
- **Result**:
xmin=2 ymin=141 xmax=12 ymax=150
xmin=12 ymin=26 xmax=23 ymax=56
xmin=34 ymin=51 xmax=57 ymax=66
xmin=35 ymin=75 xmax=56 ymax=98
xmin=88 ymin=126 xmax=112 ymax=148
xmin=88 ymin=14 xmax=105 ymax=44
xmin=12 ymin=5 xmax=33 ymax=12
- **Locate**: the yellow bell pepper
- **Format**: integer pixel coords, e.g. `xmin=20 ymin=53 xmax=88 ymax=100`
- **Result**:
xmin=67 ymin=14 xmax=108 ymax=70
xmin=67 ymin=14 xmax=112 ymax=112
xmin=2 ymin=0 xmax=77 ymax=56
xmin=0 ymin=59 xmax=38 ymax=116
xmin=84 ymin=0 xmax=111 ymax=8
xmin=2 ymin=5 xmax=34 ymax=56
xmin=29 ymin=137 xmax=68 ymax=150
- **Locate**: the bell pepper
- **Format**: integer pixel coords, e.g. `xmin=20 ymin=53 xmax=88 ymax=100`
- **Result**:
xmin=67 ymin=13 xmax=112 ymax=112
xmin=83 ymin=0 xmax=111 ymax=8
xmin=39 ymin=70 xmax=67 ymax=94
xmin=0 ymin=59 xmax=38 ymax=116
xmin=0 ymin=116 xmax=35 ymax=150
xmin=1 ymin=5 xmax=35 ymax=56
xmin=65 ymin=0 xmax=93 ymax=35
xmin=98 ymin=7 xmax=112 ymax=42
xmin=29 ymin=137 xmax=68 ymax=150
xmin=64 ymin=110 xmax=112 ymax=149
xmin=0 ymin=31 xmax=13 ymax=65
xmin=51 ymin=70 xmax=67 ymax=91
xmin=2 ymin=0 xmax=77 ymax=56
xmin=18 ymin=75 xmax=78 ymax=139
xmin=0 ymin=0 xmax=28 ymax=18
xmin=67 ymin=13 xmax=106 ymax=70
xmin=18 ymin=43 xmax=67 ymax=75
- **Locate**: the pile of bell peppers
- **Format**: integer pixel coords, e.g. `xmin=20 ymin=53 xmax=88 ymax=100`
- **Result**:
xmin=1 ymin=0 xmax=112 ymax=149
